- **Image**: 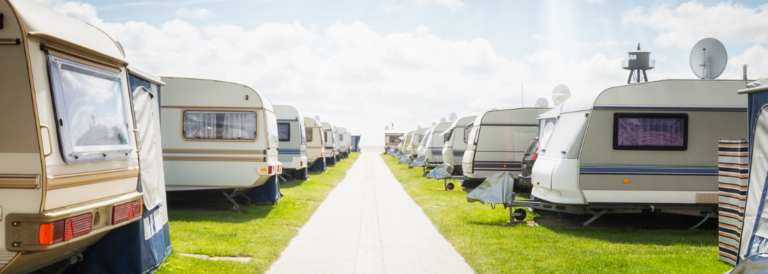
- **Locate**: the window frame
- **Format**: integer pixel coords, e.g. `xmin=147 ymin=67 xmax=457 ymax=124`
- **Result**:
xmin=612 ymin=112 xmax=688 ymax=151
xmin=47 ymin=54 xmax=134 ymax=164
xmin=181 ymin=109 xmax=258 ymax=141
xmin=278 ymin=123 xmax=291 ymax=142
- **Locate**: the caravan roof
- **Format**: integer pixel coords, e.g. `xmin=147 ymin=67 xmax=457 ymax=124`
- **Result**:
xmin=14 ymin=0 xmax=126 ymax=65
xmin=275 ymin=105 xmax=302 ymax=120
xmin=159 ymin=77 xmax=274 ymax=112
xmin=561 ymin=79 xmax=746 ymax=114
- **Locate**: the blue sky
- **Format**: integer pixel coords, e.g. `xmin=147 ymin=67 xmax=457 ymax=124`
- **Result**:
xmin=39 ymin=0 xmax=768 ymax=145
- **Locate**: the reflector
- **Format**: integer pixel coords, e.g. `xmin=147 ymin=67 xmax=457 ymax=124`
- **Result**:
xmin=39 ymin=223 xmax=54 ymax=245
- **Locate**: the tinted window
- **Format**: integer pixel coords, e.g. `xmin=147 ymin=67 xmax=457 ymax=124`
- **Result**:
xmin=464 ymin=127 xmax=470 ymax=144
xmin=306 ymin=128 xmax=313 ymax=142
xmin=278 ymin=123 xmax=290 ymax=141
xmin=614 ymin=113 xmax=688 ymax=150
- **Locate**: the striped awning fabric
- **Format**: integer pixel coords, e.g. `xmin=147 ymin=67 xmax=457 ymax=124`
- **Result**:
xmin=718 ymin=140 xmax=749 ymax=265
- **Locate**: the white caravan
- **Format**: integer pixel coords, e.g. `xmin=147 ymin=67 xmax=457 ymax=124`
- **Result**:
xmin=1 ymin=1 xmax=144 ymax=272
xmin=441 ymin=116 xmax=477 ymax=172
xmin=160 ymin=77 xmax=283 ymax=193
xmin=407 ymin=128 xmax=428 ymax=156
xmin=384 ymin=130 xmax=405 ymax=151
xmin=322 ymin=122 xmax=339 ymax=165
xmin=402 ymin=131 xmax=414 ymax=154
xmin=524 ymin=79 xmax=747 ymax=218
xmin=304 ymin=117 xmax=326 ymax=167
xmin=275 ymin=105 xmax=308 ymax=180
xmin=462 ymin=108 xmax=550 ymax=181
xmin=425 ymin=122 xmax=456 ymax=167
xmin=415 ymin=126 xmax=435 ymax=157
xmin=337 ymin=127 xmax=349 ymax=158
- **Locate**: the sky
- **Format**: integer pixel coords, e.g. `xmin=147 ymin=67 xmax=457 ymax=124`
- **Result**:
xmin=34 ymin=0 xmax=768 ymax=145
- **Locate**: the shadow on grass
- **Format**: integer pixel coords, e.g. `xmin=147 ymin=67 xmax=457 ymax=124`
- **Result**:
xmin=167 ymin=189 xmax=276 ymax=223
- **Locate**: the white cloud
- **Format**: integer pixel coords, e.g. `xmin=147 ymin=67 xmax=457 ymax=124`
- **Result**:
xmin=621 ymin=1 xmax=768 ymax=48
xmin=175 ymin=7 xmax=211 ymax=19
xmin=414 ymin=0 xmax=464 ymax=11
xmin=37 ymin=0 xmax=652 ymax=145
xmin=726 ymin=45 xmax=768 ymax=80
xmin=381 ymin=0 xmax=403 ymax=13
xmin=530 ymin=34 xmax=544 ymax=42
xmin=584 ymin=0 xmax=604 ymax=3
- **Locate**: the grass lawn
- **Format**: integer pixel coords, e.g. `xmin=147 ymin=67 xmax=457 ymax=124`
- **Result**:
xmin=382 ymin=154 xmax=732 ymax=274
xmin=156 ymin=152 xmax=359 ymax=274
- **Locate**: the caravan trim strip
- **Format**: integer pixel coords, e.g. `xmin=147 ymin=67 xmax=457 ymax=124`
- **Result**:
xmin=594 ymin=106 xmax=747 ymax=111
xmin=47 ymin=168 xmax=139 ymax=191
xmin=0 ymin=174 xmax=39 ymax=189
xmin=163 ymin=149 xmax=265 ymax=155
xmin=580 ymin=164 xmax=718 ymax=175
xmin=163 ymin=156 xmax=265 ymax=162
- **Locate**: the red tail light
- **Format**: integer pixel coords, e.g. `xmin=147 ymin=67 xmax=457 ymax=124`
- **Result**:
xmin=39 ymin=213 xmax=93 ymax=245
xmin=268 ymin=166 xmax=273 ymax=174
xmin=112 ymin=200 xmax=143 ymax=225
xmin=532 ymin=149 xmax=538 ymax=161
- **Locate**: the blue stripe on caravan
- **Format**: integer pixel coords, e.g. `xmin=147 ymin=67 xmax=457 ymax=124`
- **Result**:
xmin=593 ymin=106 xmax=747 ymax=111
xmin=277 ymin=119 xmax=298 ymax=121
xmin=280 ymin=149 xmax=302 ymax=154
xmin=579 ymin=164 xmax=718 ymax=175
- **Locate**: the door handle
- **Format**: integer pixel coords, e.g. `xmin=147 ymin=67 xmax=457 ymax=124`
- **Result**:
xmin=133 ymin=129 xmax=142 ymax=153
xmin=40 ymin=125 xmax=52 ymax=157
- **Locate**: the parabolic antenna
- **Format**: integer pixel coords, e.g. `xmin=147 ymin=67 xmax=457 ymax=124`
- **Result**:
xmin=417 ymin=124 xmax=422 ymax=129
xmin=385 ymin=126 xmax=390 ymax=130
xmin=439 ymin=117 xmax=446 ymax=123
xmin=690 ymin=38 xmax=727 ymax=80
xmin=449 ymin=113 xmax=457 ymax=122
xmin=314 ymin=115 xmax=321 ymax=122
xmin=535 ymin=98 xmax=549 ymax=108
xmin=431 ymin=122 xmax=436 ymax=127
xmin=552 ymin=84 xmax=570 ymax=106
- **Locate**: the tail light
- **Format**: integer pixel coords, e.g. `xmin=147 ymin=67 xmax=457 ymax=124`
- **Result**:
xmin=532 ymin=149 xmax=539 ymax=161
xmin=268 ymin=166 xmax=273 ymax=174
xmin=300 ymin=161 xmax=303 ymax=167
xmin=39 ymin=212 xmax=93 ymax=245
xmin=112 ymin=200 xmax=143 ymax=225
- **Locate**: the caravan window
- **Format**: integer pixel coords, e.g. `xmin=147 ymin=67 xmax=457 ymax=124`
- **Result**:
xmin=464 ymin=127 xmax=470 ymax=144
xmin=444 ymin=130 xmax=452 ymax=143
xmin=278 ymin=123 xmax=290 ymax=141
xmin=467 ymin=127 xmax=480 ymax=145
xmin=183 ymin=111 xmax=257 ymax=140
xmin=300 ymin=121 xmax=306 ymax=144
xmin=47 ymin=55 xmax=132 ymax=163
xmin=265 ymin=112 xmax=279 ymax=145
xmin=613 ymin=113 xmax=688 ymax=150
xmin=339 ymin=134 xmax=344 ymax=141
xmin=306 ymin=128 xmax=313 ymax=142
xmin=538 ymin=119 xmax=557 ymax=150
xmin=388 ymin=135 xmax=401 ymax=143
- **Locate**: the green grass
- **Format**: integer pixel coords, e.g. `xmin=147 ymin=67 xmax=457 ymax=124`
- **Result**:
xmin=156 ymin=153 xmax=360 ymax=274
xmin=381 ymin=155 xmax=732 ymax=274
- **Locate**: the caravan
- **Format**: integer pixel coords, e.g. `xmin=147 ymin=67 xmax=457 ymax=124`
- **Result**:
xmin=159 ymin=77 xmax=283 ymax=208
xmin=407 ymin=128 xmax=428 ymax=156
xmin=462 ymin=108 xmax=549 ymax=183
xmin=275 ymin=105 xmax=308 ymax=180
xmin=0 ymin=1 xmax=145 ymax=272
xmin=384 ymin=130 xmax=405 ymax=151
xmin=441 ymin=116 xmax=476 ymax=173
xmin=322 ymin=122 xmax=339 ymax=165
xmin=425 ymin=122 xmax=453 ymax=167
xmin=304 ymin=116 xmax=326 ymax=170
xmin=523 ymin=80 xmax=747 ymax=219
xmin=402 ymin=131 xmax=414 ymax=154
xmin=337 ymin=127 xmax=349 ymax=158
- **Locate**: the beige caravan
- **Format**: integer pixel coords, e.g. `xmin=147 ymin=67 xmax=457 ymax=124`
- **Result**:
xmin=160 ymin=77 xmax=283 ymax=195
xmin=304 ymin=117 xmax=326 ymax=168
xmin=1 ymin=1 xmax=145 ymax=272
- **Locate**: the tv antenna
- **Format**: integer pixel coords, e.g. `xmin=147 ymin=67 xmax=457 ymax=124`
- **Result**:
xmin=314 ymin=115 xmax=321 ymax=121
xmin=622 ymin=43 xmax=654 ymax=84
xmin=449 ymin=113 xmax=457 ymax=122
xmin=690 ymin=38 xmax=727 ymax=80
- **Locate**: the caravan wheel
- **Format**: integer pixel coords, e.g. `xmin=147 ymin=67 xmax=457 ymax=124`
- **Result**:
xmin=446 ymin=183 xmax=455 ymax=190
xmin=513 ymin=208 xmax=527 ymax=221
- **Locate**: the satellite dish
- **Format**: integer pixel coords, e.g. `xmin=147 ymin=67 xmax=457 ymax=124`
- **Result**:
xmin=431 ymin=122 xmax=436 ymax=127
xmin=417 ymin=125 xmax=422 ymax=129
xmin=535 ymin=98 xmax=549 ymax=108
xmin=314 ymin=115 xmax=321 ymax=121
xmin=552 ymin=84 xmax=570 ymax=106
xmin=439 ymin=117 xmax=446 ymax=123
xmin=448 ymin=113 xmax=457 ymax=122
xmin=385 ymin=126 xmax=390 ymax=130
xmin=492 ymin=108 xmax=498 ymax=111
xmin=690 ymin=38 xmax=727 ymax=80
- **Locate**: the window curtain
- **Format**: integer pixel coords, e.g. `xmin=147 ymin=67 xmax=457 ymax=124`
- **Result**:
xmin=184 ymin=112 xmax=217 ymax=139
xmin=617 ymin=117 xmax=684 ymax=147
xmin=223 ymin=112 xmax=256 ymax=139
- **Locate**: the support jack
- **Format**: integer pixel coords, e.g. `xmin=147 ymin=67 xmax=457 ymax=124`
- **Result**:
xmin=222 ymin=189 xmax=249 ymax=213
xmin=583 ymin=209 xmax=608 ymax=227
